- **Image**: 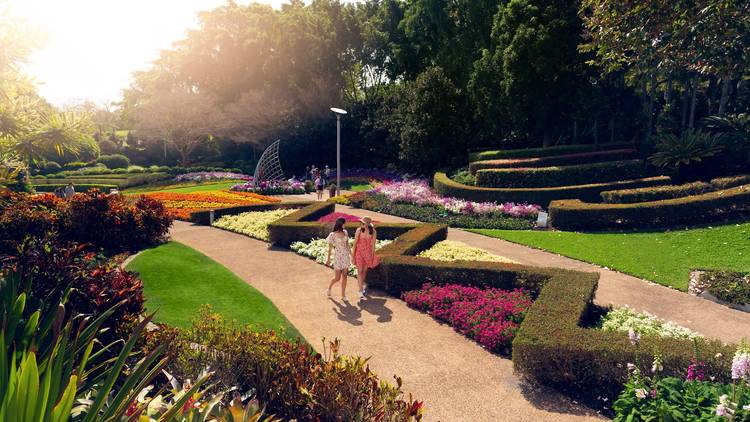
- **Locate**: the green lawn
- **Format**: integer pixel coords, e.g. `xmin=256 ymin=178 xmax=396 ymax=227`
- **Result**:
xmin=126 ymin=241 xmax=301 ymax=339
xmin=340 ymin=180 xmax=373 ymax=192
xmin=125 ymin=180 xmax=242 ymax=194
xmin=469 ymin=222 xmax=750 ymax=291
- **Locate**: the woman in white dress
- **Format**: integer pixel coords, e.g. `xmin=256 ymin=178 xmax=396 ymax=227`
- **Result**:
xmin=325 ymin=218 xmax=352 ymax=300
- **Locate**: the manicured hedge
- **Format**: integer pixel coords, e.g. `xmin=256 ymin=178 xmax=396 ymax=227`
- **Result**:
xmin=190 ymin=201 xmax=315 ymax=225
xmin=468 ymin=142 xmax=635 ymax=162
xmin=549 ymin=184 xmax=750 ymax=230
xmin=475 ymin=160 xmax=651 ymax=188
xmin=512 ymin=270 xmax=734 ymax=398
xmin=711 ymin=174 xmax=750 ymax=190
xmin=600 ymin=181 xmax=712 ymax=204
xmin=434 ymin=171 xmax=671 ymax=206
xmin=33 ymin=183 xmax=117 ymax=193
xmin=376 ymin=224 xmax=448 ymax=257
xmin=469 ymin=148 xmax=638 ymax=174
xmin=30 ymin=173 xmax=170 ymax=188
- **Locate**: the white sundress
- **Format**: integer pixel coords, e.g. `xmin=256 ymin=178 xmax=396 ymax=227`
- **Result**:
xmin=326 ymin=230 xmax=351 ymax=271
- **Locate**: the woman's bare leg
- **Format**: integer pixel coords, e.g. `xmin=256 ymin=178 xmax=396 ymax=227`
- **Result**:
xmin=356 ymin=265 xmax=366 ymax=292
xmin=340 ymin=270 xmax=348 ymax=299
xmin=328 ymin=270 xmax=341 ymax=296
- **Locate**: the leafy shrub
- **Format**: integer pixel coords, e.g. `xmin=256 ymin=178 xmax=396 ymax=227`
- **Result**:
xmin=61 ymin=161 xmax=88 ymax=171
xmin=469 ymin=148 xmax=639 ymax=174
xmin=0 ymin=190 xmax=63 ymax=253
xmin=97 ymin=153 xmax=131 ymax=169
xmin=402 ymin=283 xmax=532 ymax=354
xmin=600 ymin=181 xmax=712 ymax=204
xmin=475 ymin=159 xmax=651 ymax=188
xmin=126 ymin=165 xmax=145 ymax=173
xmin=417 ymin=240 xmax=515 ymax=263
xmin=549 ymin=184 xmax=750 ymax=230
xmin=449 ymin=168 xmax=475 ymax=185
xmin=434 ymin=171 xmax=671 ymax=206
xmin=154 ymin=309 xmax=425 ymax=421
xmin=38 ymin=160 xmax=62 ymax=174
xmin=598 ymin=307 xmax=701 ymax=340
xmin=696 ymin=270 xmax=750 ymax=306
xmin=649 ymin=130 xmax=723 ymax=177
xmin=468 ymin=141 xmax=635 ymax=162
xmin=327 ymin=193 xmax=354 ymax=205
xmin=712 ymin=174 xmax=750 ymax=190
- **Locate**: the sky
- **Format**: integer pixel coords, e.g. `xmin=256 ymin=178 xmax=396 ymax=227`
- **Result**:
xmin=5 ymin=0 xmax=315 ymax=107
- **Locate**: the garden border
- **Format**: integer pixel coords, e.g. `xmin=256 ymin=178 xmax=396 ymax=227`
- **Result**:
xmin=468 ymin=142 xmax=635 ymax=162
xmin=433 ymin=171 xmax=670 ymax=206
xmin=469 ymin=148 xmax=638 ymax=174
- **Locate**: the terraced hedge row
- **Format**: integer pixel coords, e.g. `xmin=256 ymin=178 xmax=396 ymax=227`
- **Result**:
xmin=468 ymin=142 xmax=634 ymax=162
xmin=469 ymin=148 xmax=638 ymax=174
xmin=31 ymin=173 xmax=170 ymax=189
xmin=475 ymin=159 xmax=652 ymax=188
xmin=434 ymin=171 xmax=670 ymax=206
xmin=549 ymin=183 xmax=750 ymax=230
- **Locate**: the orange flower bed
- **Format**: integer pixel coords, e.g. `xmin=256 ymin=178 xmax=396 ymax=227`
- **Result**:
xmin=143 ymin=191 xmax=281 ymax=220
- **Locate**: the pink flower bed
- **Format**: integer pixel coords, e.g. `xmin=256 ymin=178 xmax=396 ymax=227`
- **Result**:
xmin=402 ymin=283 xmax=533 ymax=353
xmin=317 ymin=212 xmax=364 ymax=223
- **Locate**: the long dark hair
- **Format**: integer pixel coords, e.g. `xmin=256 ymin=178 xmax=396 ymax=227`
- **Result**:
xmin=361 ymin=221 xmax=374 ymax=235
xmin=332 ymin=217 xmax=346 ymax=233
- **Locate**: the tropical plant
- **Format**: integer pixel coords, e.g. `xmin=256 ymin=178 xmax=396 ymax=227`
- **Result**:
xmin=703 ymin=113 xmax=750 ymax=166
xmin=649 ymin=130 xmax=724 ymax=176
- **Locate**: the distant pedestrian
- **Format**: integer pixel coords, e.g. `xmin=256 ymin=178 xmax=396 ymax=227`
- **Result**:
xmin=326 ymin=218 xmax=352 ymax=300
xmin=324 ymin=165 xmax=331 ymax=183
xmin=314 ymin=175 xmax=325 ymax=200
xmin=352 ymin=216 xmax=378 ymax=299
xmin=63 ymin=182 xmax=75 ymax=198
xmin=304 ymin=165 xmax=311 ymax=181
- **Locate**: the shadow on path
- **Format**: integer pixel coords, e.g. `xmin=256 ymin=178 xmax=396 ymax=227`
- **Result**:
xmin=359 ymin=296 xmax=393 ymax=323
xmin=330 ymin=298 xmax=363 ymax=325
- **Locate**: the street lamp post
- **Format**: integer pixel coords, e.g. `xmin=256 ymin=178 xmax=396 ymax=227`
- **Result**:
xmin=330 ymin=107 xmax=347 ymax=196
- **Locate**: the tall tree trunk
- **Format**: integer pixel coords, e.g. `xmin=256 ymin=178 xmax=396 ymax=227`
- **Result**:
xmin=706 ymin=77 xmax=717 ymax=115
xmin=718 ymin=73 xmax=731 ymax=116
xmin=681 ymin=75 xmax=690 ymax=130
xmin=645 ymin=73 xmax=656 ymax=143
xmin=689 ymin=75 xmax=698 ymax=128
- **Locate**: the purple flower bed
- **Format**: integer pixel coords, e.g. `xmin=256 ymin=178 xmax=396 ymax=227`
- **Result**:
xmin=317 ymin=212 xmax=362 ymax=223
xmin=372 ymin=179 xmax=541 ymax=218
xmin=402 ymin=283 xmax=533 ymax=353
xmin=231 ymin=179 xmax=306 ymax=195
xmin=174 ymin=171 xmax=252 ymax=182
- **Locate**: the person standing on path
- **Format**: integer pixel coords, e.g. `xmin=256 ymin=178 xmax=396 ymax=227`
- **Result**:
xmin=64 ymin=182 xmax=75 ymax=198
xmin=326 ymin=218 xmax=352 ymax=300
xmin=352 ymin=216 xmax=378 ymax=299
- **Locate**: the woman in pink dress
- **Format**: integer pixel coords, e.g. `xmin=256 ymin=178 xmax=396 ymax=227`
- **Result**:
xmin=352 ymin=216 xmax=379 ymax=299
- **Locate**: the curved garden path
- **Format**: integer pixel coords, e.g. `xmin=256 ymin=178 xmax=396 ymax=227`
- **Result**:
xmin=337 ymin=205 xmax=750 ymax=344
xmin=170 ymin=220 xmax=604 ymax=422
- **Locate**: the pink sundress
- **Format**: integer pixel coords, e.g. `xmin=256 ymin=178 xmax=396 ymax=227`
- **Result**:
xmin=353 ymin=228 xmax=379 ymax=269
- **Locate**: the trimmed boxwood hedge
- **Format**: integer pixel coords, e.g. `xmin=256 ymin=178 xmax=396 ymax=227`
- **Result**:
xmin=469 ymin=148 xmax=638 ymax=174
xmin=711 ymin=174 xmax=750 ymax=190
xmin=475 ymin=159 xmax=652 ymax=188
xmin=33 ymin=183 xmax=117 ymax=193
xmin=549 ymin=184 xmax=750 ymax=230
xmin=600 ymin=181 xmax=712 ymax=204
xmin=468 ymin=142 xmax=635 ymax=162
xmin=434 ymin=171 xmax=671 ymax=206
xmin=30 ymin=173 xmax=170 ymax=188
xmin=512 ymin=270 xmax=733 ymax=398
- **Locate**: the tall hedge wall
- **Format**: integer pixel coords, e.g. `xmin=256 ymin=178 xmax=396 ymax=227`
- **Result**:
xmin=475 ymin=160 xmax=652 ymax=188
xmin=468 ymin=142 xmax=635 ymax=162
xmin=549 ymin=184 xmax=750 ymax=230
xmin=433 ymin=172 xmax=670 ymax=207
xmin=469 ymin=148 xmax=638 ymax=174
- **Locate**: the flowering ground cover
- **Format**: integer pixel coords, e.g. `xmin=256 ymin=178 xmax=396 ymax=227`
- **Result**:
xmin=417 ymin=240 xmax=516 ymax=263
xmin=174 ymin=171 xmax=252 ymax=182
xmin=349 ymin=179 xmax=541 ymax=230
xmin=598 ymin=306 xmax=701 ymax=340
xmin=232 ymin=179 xmax=306 ymax=195
xmin=144 ymin=190 xmax=280 ymax=220
xmin=402 ymin=283 xmax=533 ymax=353
xmin=212 ymin=209 xmax=298 ymax=241
xmin=290 ymin=237 xmax=392 ymax=277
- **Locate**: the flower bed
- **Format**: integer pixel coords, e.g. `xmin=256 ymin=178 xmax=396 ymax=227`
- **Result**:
xmin=402 ymin=283 xmax=533 ymax=353
xmin=317 ymin=212 xmax=366 ymax=223
xmin=232 ymin=179 xmax=306 ymax=195
xmin=144 ymin=191 xmax=280 ymax=220
xmin=417 ymin=240 xmax=516 ymax=263
xmin=174 ymin=171 xmax=252 ymax=182
xmin=212 ymin=209 xmax=298 ymax=241
xmin=290 ymin=237 xmax=392 ymax=276
xmin=598 ymin=307 xmax=701 ymax=340
xmin=690 ymin=269 xmax=750 ymax=310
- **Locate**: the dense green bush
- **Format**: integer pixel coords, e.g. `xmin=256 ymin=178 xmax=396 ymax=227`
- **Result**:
xmin=434 ymin=171 xmax=671 ymax=206
xmin=600 ymin=181 xmax=712 ymax=203
xmin=469 ymin=148 xmax=638 ymax=174
xmin=33 ymin=183 xmax=118 ymax=193
xmin=61 ymin=161 xmax=89 ymax=171
xmin=37 ymin=160 xmax=61 ymax=174
xmin=97 ymin=153 xmax=131 ymax=169
xmin=350 ymin=192 xmax=536 ymax=229
xmin=549 ymin=184 xmax=750 ymax=230
xmin=469 ymin=142 xmax=635 ymax=162
xmin=512 ymin=269 xmax=734 ymax=399
xmin=475 ymin=159 xmax=651 ymax=188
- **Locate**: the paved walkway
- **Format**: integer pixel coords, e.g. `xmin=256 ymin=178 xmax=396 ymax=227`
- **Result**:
xmin=170 ymin=221 xmax=604 ymax=422
xmin=337 ymin=205 xmax=750 ymax=344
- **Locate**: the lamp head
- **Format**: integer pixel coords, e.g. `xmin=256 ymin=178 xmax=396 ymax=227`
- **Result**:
xmin=330 ymin=107 xmax=348 ymax=115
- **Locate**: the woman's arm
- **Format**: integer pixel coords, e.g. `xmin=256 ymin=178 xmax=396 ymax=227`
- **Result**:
xmin=352 ymin=229 xmax=360 ymax=256
xmin=372 ymin=228 xmax=377 ymax=254
xmin=326 ymin=243 xmax=333 ymax=266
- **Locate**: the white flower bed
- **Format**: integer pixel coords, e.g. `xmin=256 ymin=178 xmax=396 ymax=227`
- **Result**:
xmin=417 ymin=240 xmax=516 ymax=263
xmin=212 ymin=209 xmax=297 ymax=241
xmin=599 ymin=307 xmax=702 ymax=340
xmin=290 ymin=238 xmax=392 ymax=277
